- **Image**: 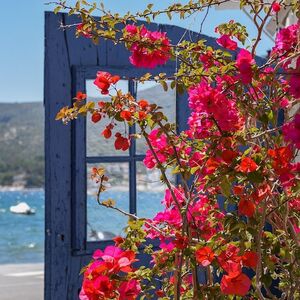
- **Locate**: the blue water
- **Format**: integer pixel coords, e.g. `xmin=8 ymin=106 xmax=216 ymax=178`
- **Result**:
xmin=0 ymin=190 xmax=164 ymax=264
xmin=0 ymin=190 xmax=44 ymax=264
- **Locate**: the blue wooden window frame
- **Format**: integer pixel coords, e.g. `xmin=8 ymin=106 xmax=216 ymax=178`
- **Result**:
xmin=71 ymin=65 xmax=189 ymax=256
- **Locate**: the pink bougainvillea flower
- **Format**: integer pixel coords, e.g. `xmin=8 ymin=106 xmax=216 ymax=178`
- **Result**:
xmin=92 ymin=246 xmax=138 ymax=274
xmin=143 ymin=129 xmax=174 ymax=169
xmin=236 ymin=49 xmax=255 ymax=84
xmin=159 ymin=241 xmax=175 ymax=251
xmin=188 ymin=81 xmax=243 ymax=133
xmin=124 ymin=24 xmax=171 ymax=68
xmin=118 ymin=280 xmax=141 ymax=300
xmin=162 ymin=187 xmax=185 ymax=208
xmin=125 ymin=24 xmax=138 ymax=35
xmin=216 ymin=34 xmax=237 ymax=50
xmin=289 ymin=73 xmax=300 ymax=99
xmin=271 ymin=2 xmax=281 ymax=13
xmin=283 ymin=114 xmax=300 ymax=149
xmin=220 ymin=273 xmax=251 ymax=296
xmin=195 ymin=246 xmax=215 ymax=267
xmin=273 ymin=23 xmax=299 ymax=53
xmin=92 ymin=245 xmax=122 ymax=260
xmin=79 ymin=287 xmax=89 ymax=300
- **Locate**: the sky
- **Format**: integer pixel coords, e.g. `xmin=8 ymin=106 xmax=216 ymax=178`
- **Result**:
xmin=0 ymin=0 xmax=275 ymax=103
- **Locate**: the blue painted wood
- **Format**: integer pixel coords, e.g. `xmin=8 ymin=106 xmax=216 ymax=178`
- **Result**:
xmin=45 ymin=11 xmax=243 ymax=299
xmin=72 ymin=67 xmax=87 ymax=252
xmin=45 ymin=11 xmax=73 ymax=300
xmin=129 ymin=80 xmax=137 ymax=215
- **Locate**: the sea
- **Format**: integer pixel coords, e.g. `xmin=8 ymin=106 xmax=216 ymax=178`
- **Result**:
xmin=0 ymin=190 xmax=164 ymax=264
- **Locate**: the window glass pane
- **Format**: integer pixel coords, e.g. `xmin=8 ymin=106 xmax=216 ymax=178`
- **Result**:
xmin=86 ymin=79 xmax=129 ymax=156
xmin=87 ymin=163 xmax=129 ymax=241
xmin=135 ymin=81 xmax=176 ymax=154
xmin=137 ymin=162 xmax=176 ymax=219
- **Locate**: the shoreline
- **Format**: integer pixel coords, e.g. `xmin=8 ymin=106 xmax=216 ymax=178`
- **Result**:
xmin=0 ymin=186 xmax=165 ymax=193
xmin=0 ymin=262 xmax=44 ymax=266
xmin=0 ymin=186 xmax=44 ymax=192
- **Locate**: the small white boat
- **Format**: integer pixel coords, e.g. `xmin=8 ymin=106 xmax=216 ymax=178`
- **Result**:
xmin=9 ymin=202 xmax=35 ymax=215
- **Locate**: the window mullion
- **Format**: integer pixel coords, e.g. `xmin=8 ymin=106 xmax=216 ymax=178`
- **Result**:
xmin=129 ymin=79 xmax=137 ymax=215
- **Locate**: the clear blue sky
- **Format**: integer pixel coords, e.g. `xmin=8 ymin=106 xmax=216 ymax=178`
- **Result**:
xmin=0 ymin=0 xmax=273 ymax=103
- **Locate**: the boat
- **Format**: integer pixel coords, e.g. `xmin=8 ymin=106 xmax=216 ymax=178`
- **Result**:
xmin=9 ymin=202 xmax=35 ymax=215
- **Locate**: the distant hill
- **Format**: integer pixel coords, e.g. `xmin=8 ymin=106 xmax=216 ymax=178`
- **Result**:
xmin=0 ymin=102 xmax=44 ymax=188
xmin=0 ymin=84 xmax=176 ymax=188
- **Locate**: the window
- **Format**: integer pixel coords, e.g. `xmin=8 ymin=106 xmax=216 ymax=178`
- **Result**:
xmin=76 ymin=73 xmax=177 ymax=249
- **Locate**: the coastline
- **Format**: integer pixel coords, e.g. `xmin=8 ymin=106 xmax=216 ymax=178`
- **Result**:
xmin=0 ymin=185 xmax=165 ymax=193
xmin=0 ymin=186 xmax=44 ymax=192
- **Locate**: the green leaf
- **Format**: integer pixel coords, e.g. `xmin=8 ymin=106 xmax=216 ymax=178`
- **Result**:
xmin=54 ymin=6 xmax=61 ymax=14
xmin=101 ymin=198 xmax=115 ymax=207
xmin=220 ymin=176 xmax=231 ymax=197
xmin=159 ymin=80 xmax=168 ymax=91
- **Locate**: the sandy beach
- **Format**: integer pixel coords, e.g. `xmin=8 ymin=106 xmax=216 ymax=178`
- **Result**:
xmin=0 ymin=263 xmax=43 ymax=300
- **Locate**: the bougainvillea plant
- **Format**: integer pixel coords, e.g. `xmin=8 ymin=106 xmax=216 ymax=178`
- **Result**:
xmin=54 ymin=0 xmax=300 ymax=299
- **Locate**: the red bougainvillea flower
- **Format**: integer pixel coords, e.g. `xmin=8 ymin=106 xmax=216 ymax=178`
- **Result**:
xmin=114 ymin=133 xmax=130 ymax=151
xmin=120 ymin=110 xmax=132 ymax=121
xmin=220 ymin=272 xmax=251 ymax=296
xmin=113 ymin=236 xmax=125 ymax=246
xmin=91 ymin=112 xmax=101 ymax=123
xmin=218 ymin=244 xmax=242 ymax=276
xmin=118 ymin=280 xmax=141 ymax=300
xmin=268 ymin=146 xmax=293 ymax=172
xmin=124 ymin=24 xmax=171 ymax=68
xmin=236 ymin=49 xmax=255 ymax=84
xmin=75 ymin=91 xmax=87 ymax=101
xmin=238 ymin=199 xmax=255 ymax=217
xmin=242 ymin=251 xmax=258 ymax=269
xmin=94 ymin=71 xmax=120 ymax=95
xmin=81 ymin=275 xmax=116 ymax=300
xmin=138 ymin=99 xmax=149 ymax=109
xmin=173 ymin=233 xmax=189 ymax=249
xmin=252 ymin=184 xmax=271 ymax=203
xmin=221 ymin=149 xmax=239 ymax=164
xmin=283 ymin=114 xmax=300 ymax=149
xmin=238 ymin=157 xmax=258 ymax=173
xmin=271 ymin=2 xmax=281 ymax=12
xmin=155 ymin=290 xmax=165 ymax=297
xmin=102 ymin=126 xmax=113 ymax=139
xmin=138 ymin=111 xmax=147 ymax=120
xmin=76 ymin=23 xmax=92 ymax=38
xmin=195 ymin=246 xmax=215 ymax=267
xmin=233 ymin=185 xmax=244 ymax=195
xmin=216 ymin=35 xmax=237 ymax=50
